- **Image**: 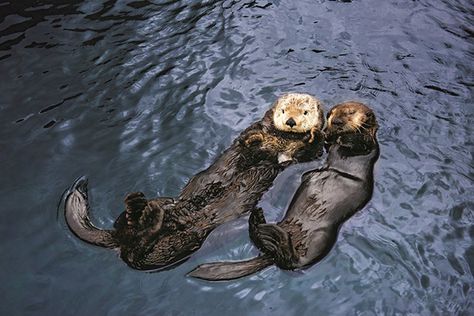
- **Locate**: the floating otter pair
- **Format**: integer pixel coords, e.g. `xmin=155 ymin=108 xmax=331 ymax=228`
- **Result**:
xmin=189 ymin=102 xmax=379 ymax=281
xmin=65 ymin=93 xmax=326 ymax=271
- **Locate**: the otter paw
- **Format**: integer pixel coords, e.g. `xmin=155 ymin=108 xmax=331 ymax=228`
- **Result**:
xmin=140 ymin=200 xmax=165 ymax=235
xmin=125 ymin=192 xmax=147 ymax=208
xmin=244 ymin=133 xmax=265 ymax=147
xmin=308 ymin=128 xmax=317 ymax=143
xmin=124 ymin=192 xmax=148 ymax=228
xmin=257 ymin=224 xmax=297 ymax=268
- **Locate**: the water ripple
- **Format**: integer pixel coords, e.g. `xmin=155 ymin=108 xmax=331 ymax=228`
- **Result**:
xmin=0 ymin=0 xmax=473 ymax=315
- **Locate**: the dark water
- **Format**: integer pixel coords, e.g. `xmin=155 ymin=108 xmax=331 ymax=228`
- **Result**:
xmin=1 ymin=0 xmax=473 ymax=314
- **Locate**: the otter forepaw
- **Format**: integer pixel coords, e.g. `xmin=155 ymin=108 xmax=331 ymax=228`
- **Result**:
xmin=307 ymin=127 xmax=324 ymax=144
xmin=307 ymin=128 xmax=316 ymax=144
xmin=243 ymin=132 xmax=265 ymax=147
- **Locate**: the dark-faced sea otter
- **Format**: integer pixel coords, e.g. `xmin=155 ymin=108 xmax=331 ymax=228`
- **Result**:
xmin=65 ymin=93 xmax=326 ymax=271
xmin=189 ymin=101 xmax=379 ymax=281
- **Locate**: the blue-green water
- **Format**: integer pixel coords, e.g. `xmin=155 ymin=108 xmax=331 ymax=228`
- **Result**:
xmin=0 ymin=0 xmax=472 ymax=315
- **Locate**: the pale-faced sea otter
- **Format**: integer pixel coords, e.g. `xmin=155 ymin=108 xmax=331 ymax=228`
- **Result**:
xmin=65 ymin=93 xmax=326 ymax=271
xmin=189 ymin=101 xmax=379 ymax=280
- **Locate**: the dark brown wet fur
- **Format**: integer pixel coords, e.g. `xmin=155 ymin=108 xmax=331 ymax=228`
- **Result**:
xmin=65 ymin=101 xmax=324 ymax=271
xmin=188 ymin=101 xmax=379 ymax=280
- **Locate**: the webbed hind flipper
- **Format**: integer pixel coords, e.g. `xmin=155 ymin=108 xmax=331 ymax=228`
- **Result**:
xmin=116 ymin=194 xmax=173 ymax=233
xmin=144 ymin=200 xmax=165 ymax=235
xmin=252 ymin=223 xmax=299 ymax=270
xmin=114 ymin=201 xmax=165 ymax=249
xmin=124 ymin=192 xmax=148 ymax=229
xmin=139 ymin=197 xmax=175 ymax=237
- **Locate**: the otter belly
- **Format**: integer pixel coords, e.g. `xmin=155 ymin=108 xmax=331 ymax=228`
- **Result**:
xmin=276 ymin=158 xmax=375 ymax=269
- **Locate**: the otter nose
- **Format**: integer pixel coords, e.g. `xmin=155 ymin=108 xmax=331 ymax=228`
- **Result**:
xmin=331 ymin=117 xmax=344 ymax=126
xmin=286 ymin=118 xmax=296 ymax=128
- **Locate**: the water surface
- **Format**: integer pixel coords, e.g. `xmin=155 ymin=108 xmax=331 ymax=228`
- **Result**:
xmin=0 ymin=0 xmax=473 ymax=315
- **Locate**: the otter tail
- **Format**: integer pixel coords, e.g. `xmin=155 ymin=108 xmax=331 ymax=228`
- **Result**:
xmin=64 ymin=177 xmax=118 ymax=248
xmin=187 ymin=255 xmax=273 ymax=281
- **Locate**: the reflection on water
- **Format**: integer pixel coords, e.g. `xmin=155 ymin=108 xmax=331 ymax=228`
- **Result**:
xmin=0 ymin=0 xmax=472 ymax=314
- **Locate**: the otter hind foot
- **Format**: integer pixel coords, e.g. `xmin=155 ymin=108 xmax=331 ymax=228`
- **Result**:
xmin=122 ymin=193 xmax=172 ymax=236
xmin=253 ymin=223 xmax=298 ymax=270
xmin=145 ymin=200 xmax=165 ymax=235
xmin=124 ymin=192 xmax=148 ymax=229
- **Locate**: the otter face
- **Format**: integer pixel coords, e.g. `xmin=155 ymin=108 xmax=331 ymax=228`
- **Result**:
xmin=326 ymin=102 xmax=377 ymax=138
xmin=272 ymin=93 xmax=324 ymax=133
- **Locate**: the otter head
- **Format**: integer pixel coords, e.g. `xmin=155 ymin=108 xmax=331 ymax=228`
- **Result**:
xmin=326 ymin=102 xmax=378 ymax=140
xmin=272 ymin=93 xmax=324 ymax=133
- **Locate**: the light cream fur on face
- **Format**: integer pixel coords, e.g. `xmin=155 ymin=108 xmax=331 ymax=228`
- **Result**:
xmin=273 ymin=93 xmax=323 ymax=133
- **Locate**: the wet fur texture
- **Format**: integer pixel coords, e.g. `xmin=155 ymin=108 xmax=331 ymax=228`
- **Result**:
xmin=189 ymin=101 xmax=379 ymax=280
xmin=65 ymin=93 xmax=325 ymax=271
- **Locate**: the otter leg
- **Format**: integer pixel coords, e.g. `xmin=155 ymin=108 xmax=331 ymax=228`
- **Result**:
xmin=253 ymin=223 xmax=299 ymax=270
xmin=249 ymin=207 xmax=267 ymax=251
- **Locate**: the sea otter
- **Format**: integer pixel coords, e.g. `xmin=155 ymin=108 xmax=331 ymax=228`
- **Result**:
xmin=189 ymin=101 xmax=379 ymax=281
xmin=65 ymin=93 xmax=325 ymax=271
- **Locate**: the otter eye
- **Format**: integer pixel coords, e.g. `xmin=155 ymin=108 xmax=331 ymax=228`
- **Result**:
xmin=304 ymin=111 xmax=308 ymax=115
xmin=282 ymin=109 xmax=285 ymax=114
